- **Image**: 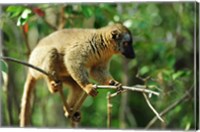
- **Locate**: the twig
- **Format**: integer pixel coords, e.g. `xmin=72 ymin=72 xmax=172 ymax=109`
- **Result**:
xmin=143 ymin=93 xmax=164 ymax=123
xmin=136 ymin=73 xmax=164 ymax=125
xmin=110 ymin=90 xmax=128 ymax=98
xmin=136 ymin=73 xmax=151 ymax=82
xmin=0 ymin=56 xmax=49 ymax=76
xmin=93 ymin=85 xmax=159 ymax=96
xmin=107 ymin=92 xmax=112 ymax=128
xmin=145 ymin=86 xmax=193 ymax=129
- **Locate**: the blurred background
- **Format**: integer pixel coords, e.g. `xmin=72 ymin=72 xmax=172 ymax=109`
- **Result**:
xmin=0 ymin=2 xmax=198 ymax=130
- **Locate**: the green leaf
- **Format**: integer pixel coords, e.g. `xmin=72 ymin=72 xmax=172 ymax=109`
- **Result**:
xmin=0 ymin=60 xmax=8 ymax=91
xmin=139 ymin=66 xmax=150 ymax=75
xmin=81 ymin=6 xmax=93 ymax=18
xmin=6 ymin=6 xmax=23 ymax=12
xmin=65 ymin=5 xmax=73 ymax=14
xmin=17 ymin=17 xmax=26 ymax=26
xmin=167 ymin=54 xmax=176 ymax=68
xmin=6 ymin=6 xmax=25 ymax=18
xmin=21 ymin=9 xmax=32 ymax=19
xmin=0 ymin=60 xmax=8 ymax=73
xmin=172 ymin=71 xmax=185 ymax=80
xmin=17 ymin=9 xmax=32 ymax=26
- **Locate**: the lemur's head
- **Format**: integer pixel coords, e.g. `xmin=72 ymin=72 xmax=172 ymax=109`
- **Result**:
xmin=109 ymin=23 xmax=135 ymax=59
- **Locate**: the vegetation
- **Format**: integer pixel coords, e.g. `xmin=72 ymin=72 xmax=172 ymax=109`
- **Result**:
xmin=0 ymin=2 xmax=197 ymax=130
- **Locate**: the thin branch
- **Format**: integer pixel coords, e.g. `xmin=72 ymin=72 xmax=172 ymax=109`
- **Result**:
xmin=107 ymin=92 xmax=112 ymax=128
xmin=143 ymin=93 xmax=164 ymax=123
xmin=136 ymin=73 xmax=151 ymax=82
xmin=145 ymin=86 xmax=193 ymax=129
xmin=110 ymin=90 xmax=128 ymax=98
xmin=0 ymin=56 xmax=49 ymax=76
xmin=93 ymin=85 xmax=159 ymax=96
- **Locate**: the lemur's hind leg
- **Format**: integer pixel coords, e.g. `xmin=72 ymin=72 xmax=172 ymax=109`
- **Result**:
xmin=43 ymin=48 xmax=62 ymax=93
xmin=63 ymin=77 xmax=85 ymax=123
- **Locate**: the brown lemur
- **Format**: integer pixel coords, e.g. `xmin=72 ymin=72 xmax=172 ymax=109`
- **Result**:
xmin=20 ymin=23 xmax=135 ymax=126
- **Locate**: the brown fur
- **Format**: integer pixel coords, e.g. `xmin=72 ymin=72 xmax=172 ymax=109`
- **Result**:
xmin=20 ymin=23 xmax=133 ymax=126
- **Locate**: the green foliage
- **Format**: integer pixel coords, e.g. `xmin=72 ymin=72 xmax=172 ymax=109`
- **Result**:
xmin=6 ymin=6 xmax=25 ymax=18
xmin=1 ymin=2 xmax=196 ymax=130
xmin=6 ymin=6 xmax=32 ymax=26
xmin=0 ymin=60 xmax=8 ymax=73
xmin=16 ymin=9 xmax=32 ymax=26
xmin=81 ymin=5 xmax=94 ymax=18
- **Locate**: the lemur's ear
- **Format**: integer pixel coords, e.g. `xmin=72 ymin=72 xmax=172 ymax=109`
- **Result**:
xmin=111 ymin=29 xmax=120 ymax=40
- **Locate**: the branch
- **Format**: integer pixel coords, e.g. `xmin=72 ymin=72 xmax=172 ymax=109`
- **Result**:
xmin=0 ymin=56 xmax=49 ymax=76
xmin=93 ymin=84 xmax=159 ymax=96
xmin=102 ymin=84 xmax=160 ymax=128
xmin=145 ymin=86 xmax=193 ymax=129
xmin=107 ymin=92 xmax=112 ymax=128
xmin=143 ymin=93 xmax=164 ymax=123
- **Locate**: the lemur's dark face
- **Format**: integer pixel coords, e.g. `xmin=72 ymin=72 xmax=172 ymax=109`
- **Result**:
xmin=119 ymin=33 xmax=135 ymax=59
xmin=111 ymin=24 xmax=135 ymax=59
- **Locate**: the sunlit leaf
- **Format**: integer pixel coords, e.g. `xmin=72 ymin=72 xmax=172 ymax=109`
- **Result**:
xmin=21 ymin=9 xmax=32 ymax=19
xmin=6 ymin=6 xmax=25 ymax=18
xmin=17 ymin=8 xmax=32 ymax=26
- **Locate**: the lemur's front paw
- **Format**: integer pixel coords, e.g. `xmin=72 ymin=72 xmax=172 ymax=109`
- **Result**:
xmin=50 ymin=80 xmax=62 ymax=93
xmin=85 ymin=84 xmax=98 ymax=97
xmin=109 ymin=80 xmax=123 ymax=91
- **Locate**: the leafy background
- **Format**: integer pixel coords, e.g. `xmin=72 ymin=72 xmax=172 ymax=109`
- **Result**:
xmin=0 ymin=2 xmax=198 ymax=130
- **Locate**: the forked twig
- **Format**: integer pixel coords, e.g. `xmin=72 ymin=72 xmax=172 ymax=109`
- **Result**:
xmin=145 ymin=86 xmax=193 ymax=129
xmin=104 ymin=83 xmax=161 ymax=128
xmin=143 ymin=93 xmax=164 ymax=123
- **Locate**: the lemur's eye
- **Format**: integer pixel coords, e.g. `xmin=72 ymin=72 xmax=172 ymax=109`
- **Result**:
xmin=123 ymin=42 xmax=129 ymax=47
